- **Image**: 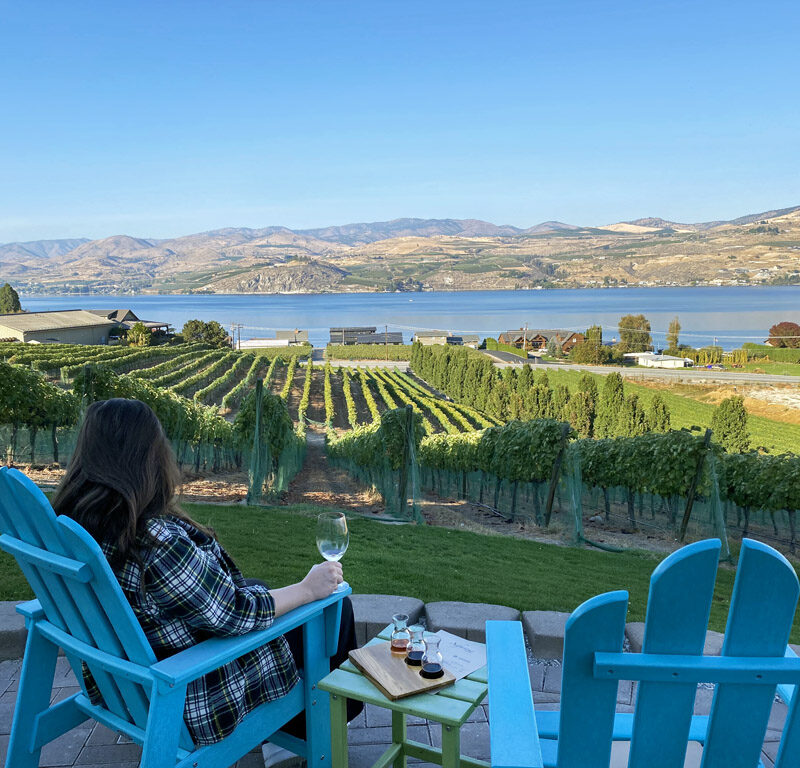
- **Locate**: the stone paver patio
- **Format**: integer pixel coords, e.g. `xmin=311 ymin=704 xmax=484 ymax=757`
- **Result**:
xmin=1 ymin=596 xmax=793 ymax=766
xmin=0 ymin=653 xmax=788 ymax=768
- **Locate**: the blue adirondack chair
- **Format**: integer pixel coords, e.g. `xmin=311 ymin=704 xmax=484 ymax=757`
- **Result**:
xmin=487 ymin=538 xmax=800 ymax=768
xmin=0 ymin=466 xmax=348 ymax=768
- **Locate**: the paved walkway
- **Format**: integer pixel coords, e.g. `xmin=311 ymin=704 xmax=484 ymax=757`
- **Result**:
xmin=1 ymin=655 xmax=787 ymax=767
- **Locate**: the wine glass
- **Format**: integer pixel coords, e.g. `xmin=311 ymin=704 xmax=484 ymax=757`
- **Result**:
xmin=316 ymin=511 xmax=349 ymax=592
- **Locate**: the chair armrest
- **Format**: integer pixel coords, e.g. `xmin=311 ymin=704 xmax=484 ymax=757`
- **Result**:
xmin=151 ymin=585 xmax=350 ymax=688
xmin=778 ymin=645 xmax=798 ymax=707
xmin=486 ymin=620 xmax=543 ymax=768
xmin=15 ymin=599 xmax=45 ymax=622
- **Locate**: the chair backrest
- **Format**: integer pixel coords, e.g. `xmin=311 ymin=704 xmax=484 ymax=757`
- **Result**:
xmin=0 ymin=466 xmax=158 ymax=734
xmin=556 ymin=538 xmax=800 ymax=768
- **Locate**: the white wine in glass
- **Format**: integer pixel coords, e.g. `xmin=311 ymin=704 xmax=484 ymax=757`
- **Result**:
xmin=316 ymin=512 xmax=349 ymax=592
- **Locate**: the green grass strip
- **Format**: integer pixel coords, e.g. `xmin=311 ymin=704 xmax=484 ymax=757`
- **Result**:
xmin=3 ymin=501 xmax=796 ymax=641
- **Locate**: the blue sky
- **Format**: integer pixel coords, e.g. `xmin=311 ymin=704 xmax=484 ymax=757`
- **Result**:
xmin=2 ymin=0 xmax=799 ymax=242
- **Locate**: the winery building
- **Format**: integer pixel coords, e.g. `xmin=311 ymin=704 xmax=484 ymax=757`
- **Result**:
xmin=498 ymin=328 xmax=585 ymax=353
xmin=0 ymin=310 xmax=118 ymax=345
xmin=329 ymin=327 xmax=404 ymax=345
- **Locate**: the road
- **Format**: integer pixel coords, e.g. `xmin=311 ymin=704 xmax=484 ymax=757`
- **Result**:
xmin=313 ymin=348 xmax=799 ymax=385
xmin=479 ymin=350 xmax=800 ymax=385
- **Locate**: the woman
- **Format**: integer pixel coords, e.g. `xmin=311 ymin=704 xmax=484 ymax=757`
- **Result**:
xmin=53 ymin=397 xmax=361 ymax=749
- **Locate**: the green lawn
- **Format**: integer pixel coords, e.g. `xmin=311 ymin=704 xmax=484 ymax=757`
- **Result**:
xmin=544 ymin=368 xmax=800 ymax=455
xmin=3 ymin=502 xmax=798 ymax=642
xmin=740 ymin=362 xmax=800 ymax=376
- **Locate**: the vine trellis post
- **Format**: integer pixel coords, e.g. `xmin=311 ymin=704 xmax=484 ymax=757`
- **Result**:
xmin=544 ymin=422 xmax=572 ymax=527
xmin=678 ymin=428 xmax=713 ymax=542
xmin=247 ymin=378 xmax=264 ymax=505
xmin=397 ymin=404 xmax=415 ymax=518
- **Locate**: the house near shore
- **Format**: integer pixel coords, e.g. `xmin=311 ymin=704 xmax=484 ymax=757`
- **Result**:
xmin=329 ymin=326 xmax=377 ymax=345
xmin=413 ymin=331 xmax=480 ymax=348
xmin=0 ymin=310 xmax=118 ymax=345
xmin=88 ymin=309 xmax=170 ymax=335
xmin=240 ymin=330 xmax=309 ymax=350
xmin=329 ymin=327 xmax=403 ymax=345
xmin=624 ymin=352 xmax=693 ymax=369
xmin=276 ymin=329 xmax=309 ymax=344
xmin=498 ymin=328 xmax=584 ymax=353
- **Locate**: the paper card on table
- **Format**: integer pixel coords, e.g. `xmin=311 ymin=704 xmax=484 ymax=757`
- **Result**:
xmin=432 ymin=630 xmax=487 ymax=680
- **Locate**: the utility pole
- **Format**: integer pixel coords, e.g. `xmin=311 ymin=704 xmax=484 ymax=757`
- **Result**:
xmin=230 ymin=323 xmax=243 ymax=350
xmin=523 ymin=322 xmax=528 ymax=355
xmin=385 ymin=324 xmax=389 ymax=362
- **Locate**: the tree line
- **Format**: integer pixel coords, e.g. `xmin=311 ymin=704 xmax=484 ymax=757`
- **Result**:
xmin=410 ymin=343 xmax=751 ymax=452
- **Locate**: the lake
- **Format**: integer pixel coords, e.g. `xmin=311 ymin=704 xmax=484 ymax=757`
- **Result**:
xmin=19 ymin=286 xmax=800 ymax=350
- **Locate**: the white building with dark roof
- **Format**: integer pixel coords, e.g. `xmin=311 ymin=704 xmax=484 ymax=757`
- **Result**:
xmin=0 ymin=310 xmax=117 ymax=344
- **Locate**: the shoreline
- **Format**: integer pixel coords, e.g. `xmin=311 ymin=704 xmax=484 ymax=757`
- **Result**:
xmin=18 ymin=283 xmax=800 ymax=299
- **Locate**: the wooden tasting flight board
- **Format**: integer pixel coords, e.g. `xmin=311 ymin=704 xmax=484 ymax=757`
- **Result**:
xmin=348 ymin=642 xmax=456 ymax=700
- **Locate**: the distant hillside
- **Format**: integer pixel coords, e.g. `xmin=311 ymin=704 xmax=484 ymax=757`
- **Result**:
xmin=6 ymin=205 xmax=800 ymax=294
xmin=298 ymin=217 xmax=523 ymax=245
xmin=0 ymin=238 xmax=89 ymax=261
xmin=726 ymin=205 xmax=800 ymax=227
xmin=57 ymin=235 xmax=155 ymax=264
xmin=524 ymin=221 xmax=581 ymax=234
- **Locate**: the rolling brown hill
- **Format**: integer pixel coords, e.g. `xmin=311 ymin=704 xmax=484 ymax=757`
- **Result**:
xmin=5 ymin=206 xmax=800 ymax=294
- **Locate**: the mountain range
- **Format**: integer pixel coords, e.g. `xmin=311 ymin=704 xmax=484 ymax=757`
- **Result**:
xmin=2 ymin=205 xmax=799 ymax=295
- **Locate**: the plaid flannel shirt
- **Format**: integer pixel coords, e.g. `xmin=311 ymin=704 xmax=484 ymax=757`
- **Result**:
xmin=86 ymin=515 xmax=299 ymax=745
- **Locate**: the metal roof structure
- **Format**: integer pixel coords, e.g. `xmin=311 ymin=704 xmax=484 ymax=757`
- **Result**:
xmin=0 ymin=310 xmax=117 ymax=332
xmin=88 ymin=309 xmax=138 ymax=322
xmin=329 ymin=326 xmax=379 ymax=344
xmin=354 ymin=332 xmax=403 ymax=344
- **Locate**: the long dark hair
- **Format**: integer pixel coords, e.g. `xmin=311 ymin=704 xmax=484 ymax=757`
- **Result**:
xmin=53 ymin=398 xmax=211 ymax=565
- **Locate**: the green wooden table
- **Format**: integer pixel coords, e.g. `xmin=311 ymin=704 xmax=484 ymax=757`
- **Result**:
xmin=318 ymin=625 xmax=489 ymax=768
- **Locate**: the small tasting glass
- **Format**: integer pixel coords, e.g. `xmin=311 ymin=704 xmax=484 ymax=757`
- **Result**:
xmin=405 ymin=625 xmax=425 ymax=666
xmin=390 ymin=614 xmax=411 ymax=655
xmin=420 ymin=636 xmax=444 ymax=679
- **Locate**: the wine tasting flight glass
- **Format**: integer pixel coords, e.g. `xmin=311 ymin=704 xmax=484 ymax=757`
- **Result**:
xmin=316 ymin=511 xmax=349 ymax=592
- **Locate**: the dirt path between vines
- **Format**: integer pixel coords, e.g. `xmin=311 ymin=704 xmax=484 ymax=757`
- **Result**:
xmin=283 ymin=430 xmax=384 ymax=513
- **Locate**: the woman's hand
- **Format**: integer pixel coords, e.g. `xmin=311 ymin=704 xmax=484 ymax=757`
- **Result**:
xmin=301 ymin=561 xmax=343 ymax=601
xmin=271 ymin=561 xmax=344 ymax=617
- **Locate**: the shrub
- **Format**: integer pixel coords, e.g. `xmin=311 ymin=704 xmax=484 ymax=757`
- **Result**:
xmin=711 ymin=396 xmax=750 ymax=453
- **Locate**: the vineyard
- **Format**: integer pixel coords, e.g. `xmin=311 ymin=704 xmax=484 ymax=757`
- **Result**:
xmin=323 ymin=344 xmax=800 ymax=556
xmin=2 ymin=338 xmax=800 ymax=557
xmin=0 ymin=342 xmax=312 ymax=499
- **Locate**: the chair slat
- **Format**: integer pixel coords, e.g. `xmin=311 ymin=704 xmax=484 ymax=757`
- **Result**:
xmin=775 ymin=691 xmax=800 ymax=768
xmin=629 ymin=540 xmax=719 ymax=767
xmin=0 ymin=468 xmax=67 ymax=553
xmin=0 ymin=469 xmax=139 ymax=726
xmin=486 ymin=621 xmax=543 ymax=768
xmin=58 ymin=517 xmax=158 ymax=730
xmin=556 ymin=590 xmax=628 ymax=768
xmin=0 ymin=469 xmax=99 ymax=693
xmin=701 ymin=540 xmax=800 ymax=768
xmin=0 ymin=535 xmax=92 ymax=580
